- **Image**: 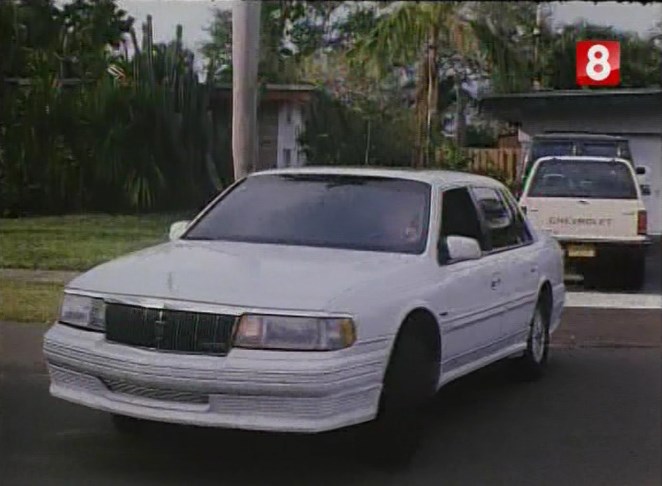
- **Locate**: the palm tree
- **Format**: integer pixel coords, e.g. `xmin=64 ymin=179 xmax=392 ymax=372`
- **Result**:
xmin=469 ymin=2 xmax=544 ymax=94
xmin=348 ymin=2 xmax=478 ymax=168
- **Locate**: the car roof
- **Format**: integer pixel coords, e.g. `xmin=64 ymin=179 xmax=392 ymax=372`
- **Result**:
xmin=533 ymin=132 xmax=627 ymax=141
xmin=252 ymin=166 xmax=504 ymax=189
xmin=534 ymin=155 xmax=631 ymax=162
xmin=531 ymin=156 xmax=634 ymax=168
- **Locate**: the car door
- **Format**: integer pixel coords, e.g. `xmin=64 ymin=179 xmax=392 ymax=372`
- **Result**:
xmin=498 ymin=188 xmax=540 ymax=339
xmin=470 ymin=186 xmax=538 ymax=348
xmin=434 ymin=186 xmax=507 ymax=374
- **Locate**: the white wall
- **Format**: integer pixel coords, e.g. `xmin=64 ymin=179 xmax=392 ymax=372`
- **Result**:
xmin=519 ymin=114 xmax=662 ymax=234
xmin=276 ymin=102 xmax=306 ymax=168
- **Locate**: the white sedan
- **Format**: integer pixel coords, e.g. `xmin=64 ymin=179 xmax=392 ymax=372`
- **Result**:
xmin=43 ymin=168 xmax=565 ymax=441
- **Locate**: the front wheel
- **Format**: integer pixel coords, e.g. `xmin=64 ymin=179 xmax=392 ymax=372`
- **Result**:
xmin=513 ymin=299 xmax=550 ymax=381
xmin=364 ymin=322 xmax=440 ymax=467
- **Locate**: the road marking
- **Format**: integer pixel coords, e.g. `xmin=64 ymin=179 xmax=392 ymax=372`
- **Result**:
xmin=565 ymin=292 xmax=662 ymax=309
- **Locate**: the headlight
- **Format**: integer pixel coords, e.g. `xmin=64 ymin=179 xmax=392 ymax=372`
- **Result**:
xmin=59 ymin=293 xmax=105 ymax=331
xmin=234 ymin=315 xmax=356 ymax=351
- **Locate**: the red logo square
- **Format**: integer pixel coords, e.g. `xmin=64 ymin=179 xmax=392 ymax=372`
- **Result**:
xmin=576 ymin=40 xmax=620 ymax=86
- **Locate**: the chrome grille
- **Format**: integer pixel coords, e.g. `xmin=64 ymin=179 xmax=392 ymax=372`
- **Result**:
xmin=105 ymin=303 xmax=236 ymax=355
xmin=102 ymin=378 xmax=209 ymax=404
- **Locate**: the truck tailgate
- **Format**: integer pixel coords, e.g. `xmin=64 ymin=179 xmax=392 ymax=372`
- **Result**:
xmin=522 ymin=197 xmax=641 ymax=240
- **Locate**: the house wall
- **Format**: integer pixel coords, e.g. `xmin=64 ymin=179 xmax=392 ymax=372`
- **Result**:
xmin=517 ymin=111 xmax=662 ymax=234
xmin=257 ymin=103 xmax=280 ymax=171
xmin=277 ymin=102 xmax=306 ymax=168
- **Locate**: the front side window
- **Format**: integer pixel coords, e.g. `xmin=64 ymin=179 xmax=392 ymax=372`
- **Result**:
xmin=438 ymin=187 xmax=486 ymax=263
xmin=527 ymin=159 xmax=637 ymax=199
xmin=184 ymin=174 xmax=432 ymax=254
xmin=472 ymin=187 xmax=521 ymax=251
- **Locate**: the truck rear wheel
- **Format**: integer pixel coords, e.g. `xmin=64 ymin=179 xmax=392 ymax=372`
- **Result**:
xmin=622 ymin=253 xmax=645 ymax=291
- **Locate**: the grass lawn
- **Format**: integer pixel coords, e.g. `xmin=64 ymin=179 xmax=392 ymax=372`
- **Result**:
xmin=0 ymin=213 xmax=191 ymax=322
xmin=0 ymin=278 xmax=63 ymax=323
xmin=0 ymin=213 xmax=188 ymax=271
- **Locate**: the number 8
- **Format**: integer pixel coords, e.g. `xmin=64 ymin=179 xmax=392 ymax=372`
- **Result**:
xmin=586 ymin=44 xmax=611 ymax=81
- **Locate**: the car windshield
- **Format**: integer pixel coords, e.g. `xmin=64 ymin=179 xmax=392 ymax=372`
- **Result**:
xmin=184 ymin=174 xmax=432 ymax=254
xmin=527 ymin=159 xmax=638 ymax=199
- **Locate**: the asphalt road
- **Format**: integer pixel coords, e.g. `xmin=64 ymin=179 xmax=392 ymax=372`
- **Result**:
xmin=1 ymin=310 xmax=660 ymax=486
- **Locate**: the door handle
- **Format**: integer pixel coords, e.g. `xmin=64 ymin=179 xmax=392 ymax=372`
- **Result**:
xmin=491 ymin=277 xmax=502 ymax=289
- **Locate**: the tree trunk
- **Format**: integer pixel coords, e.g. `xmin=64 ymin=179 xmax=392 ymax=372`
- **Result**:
xmin=424 ymin=29 xmax=439 ymax=168
xmin=364 ymin=118 xmax=372 ymax=165
xmin=454 ymin=80 xmax=466 ymax=148
xmin=232 ymin=1 xmax=261 ymax=180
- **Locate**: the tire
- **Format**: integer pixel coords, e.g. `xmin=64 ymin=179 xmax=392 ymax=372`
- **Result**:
xmin=582 ymin=267 xmax=600 ymax=290
xmin=364 ymin=321 xmax=440 ymax=468
xmin=111 ymin=413 xmax=146 ymax=435
xmin=513 ymin=297 xmax=550 ymax=381
xmin=621 ymin=253 xmax=645 ymax=291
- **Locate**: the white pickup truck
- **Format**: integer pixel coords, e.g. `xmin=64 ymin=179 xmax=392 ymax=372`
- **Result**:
xmin=519 ymin=156 xmax=650 ymax=290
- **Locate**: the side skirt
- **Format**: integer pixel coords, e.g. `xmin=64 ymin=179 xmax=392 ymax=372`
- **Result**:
xmin=437 ymin=342 xmax=528 ymax=389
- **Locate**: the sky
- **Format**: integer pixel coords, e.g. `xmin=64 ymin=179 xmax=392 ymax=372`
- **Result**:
xmin=56 ymin=1 xmax=661 ymax=61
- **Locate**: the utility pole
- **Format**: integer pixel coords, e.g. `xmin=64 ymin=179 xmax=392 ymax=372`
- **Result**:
xmin=232 ymin=0 xmax=261 ymax=180
xmin=532 ymin=3 xmax=544 ymax=91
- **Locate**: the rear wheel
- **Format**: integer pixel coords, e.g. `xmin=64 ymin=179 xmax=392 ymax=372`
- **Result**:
xmin=513 ymin=297 xmax=550 ymax=381
xmin=621 ymin=253 xmax=645 ymax=291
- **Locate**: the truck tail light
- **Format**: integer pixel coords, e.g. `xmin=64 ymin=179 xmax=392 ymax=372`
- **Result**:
xmin=637 ymin=210 xmax=647 ymax=235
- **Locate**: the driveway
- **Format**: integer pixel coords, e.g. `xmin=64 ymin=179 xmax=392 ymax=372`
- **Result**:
xmin=1 ymin=308 xmax=660 ymax=485
xmin=1 ymin=348 xmax=659 ymax=486
xmin=565 ymin=236 xmax=661 ymax=310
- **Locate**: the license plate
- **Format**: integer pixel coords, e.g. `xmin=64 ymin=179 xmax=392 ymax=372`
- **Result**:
xmin=567 ymin=244 xmax=596 ymax=258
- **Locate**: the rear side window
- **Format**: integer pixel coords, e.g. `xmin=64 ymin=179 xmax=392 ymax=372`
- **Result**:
xmin=527 ymin=159 xmax=637 ymax=199
xmin=581 ymin=142 xmax=619 ymax=157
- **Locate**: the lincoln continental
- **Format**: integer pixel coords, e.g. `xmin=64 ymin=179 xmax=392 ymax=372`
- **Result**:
xmin=43 ymin=167 xmax=565 ymax=455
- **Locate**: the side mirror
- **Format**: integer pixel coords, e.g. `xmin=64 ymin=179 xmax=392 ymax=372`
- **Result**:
xmin=640 ymin=184 xmax=651 ymax=196
xmin=635 ymin=166 xmax=647 ymax=176
xmin=446 ymin=236 xmax=482 ymax=263
xmin=169 ymin=220 xmax=190 ymax=241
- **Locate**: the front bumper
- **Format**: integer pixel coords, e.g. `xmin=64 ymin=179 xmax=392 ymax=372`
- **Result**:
xmin=43 ymin=323 xmax=389 ymax=433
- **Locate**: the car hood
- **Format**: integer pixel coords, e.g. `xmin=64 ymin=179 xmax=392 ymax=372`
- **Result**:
xmin=68 ymin=240 xmax=419 ymax=312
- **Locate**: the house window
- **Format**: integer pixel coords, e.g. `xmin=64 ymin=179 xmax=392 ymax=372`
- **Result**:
xmin=283 ymin=148 xmax=292 ymax=167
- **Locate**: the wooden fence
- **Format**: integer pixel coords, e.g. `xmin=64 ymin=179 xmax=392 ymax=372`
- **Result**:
xmin=465 ymin=148 xmax=522 ymax=182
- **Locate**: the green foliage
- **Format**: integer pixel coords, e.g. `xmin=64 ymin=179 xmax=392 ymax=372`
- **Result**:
xmin=541 ymin=23 xmax=662 ymax=89
xmin=200 ymin=9 xmax=232 ymax=82
xmin=472 ymin=6 xmax=662 ymax=94
xmin=0 ymin=2 xmax=228 ymax=216
xmin=299 ymin=91 xmax=413 ymax=167
xmin=432 ymin=139 xmax=472 ymax=172
xmin=465 ymin=126 xmax=497 ymax=148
